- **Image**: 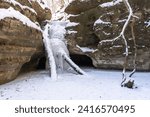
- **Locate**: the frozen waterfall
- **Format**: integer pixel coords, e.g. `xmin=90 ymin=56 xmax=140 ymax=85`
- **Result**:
xmin=42 ymin=21 xmax=86 ymax=80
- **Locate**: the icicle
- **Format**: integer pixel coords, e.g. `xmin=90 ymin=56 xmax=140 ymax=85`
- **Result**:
xmin=42 ymin=24 xmax=57 ymax=80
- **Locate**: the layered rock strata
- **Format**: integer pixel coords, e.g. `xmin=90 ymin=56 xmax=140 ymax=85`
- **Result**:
xmin=0 ymin=0 xmax=51 ymax=84
xmin=65 ymin=0 xmax=150 ymax=71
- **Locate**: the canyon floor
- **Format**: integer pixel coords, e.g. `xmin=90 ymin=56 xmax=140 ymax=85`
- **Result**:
xmin=0 ymin=67 xmax=150 ymax=100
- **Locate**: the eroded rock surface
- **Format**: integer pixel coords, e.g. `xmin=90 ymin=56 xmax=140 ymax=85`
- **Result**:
xmin=65 ymin=0 xmax=150 ymax=71
xmin=0 ymin=0 xmax=51 ymax=84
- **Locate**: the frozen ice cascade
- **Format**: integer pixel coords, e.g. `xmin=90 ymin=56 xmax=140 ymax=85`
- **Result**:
xmin=42 ymin=21 xmax=86 ymax=80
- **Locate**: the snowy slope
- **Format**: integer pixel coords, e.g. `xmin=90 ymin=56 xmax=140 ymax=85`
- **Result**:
xmin=0 ymin=68 xmax=150 ymax=100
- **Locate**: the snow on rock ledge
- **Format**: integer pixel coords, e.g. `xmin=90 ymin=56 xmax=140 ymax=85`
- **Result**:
xmin=0 ymin=7 xmax=41 ymax=30
xmin=65 ymin=0 xmax=150 ymax=71
xmin=1 ymin=0 xmax=52 ymax=24
xmin=0 ymin=0 xmax=51 ymax=84
xmin=4 ymin=0 xmax=36 ymax=14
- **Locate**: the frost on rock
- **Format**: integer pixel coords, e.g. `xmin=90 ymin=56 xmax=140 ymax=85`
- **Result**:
xmin=66 ymin=22 xmax=79 ymax=27
xmin=42 ymin=21 xmax=86 ymax=80
xmin=100 ymin=0 xmax=122 ymax=8
xmin=145 ymin=20 xmax=150 ymax=27
xmin=94 ymin=19 xmax=111 ymax=26
xmin=76 ymin=45 xmax=96 ymax=53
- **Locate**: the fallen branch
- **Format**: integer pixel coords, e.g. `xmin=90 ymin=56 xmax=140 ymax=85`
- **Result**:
xmin=63 ymin=54 xmax=86 ymax=75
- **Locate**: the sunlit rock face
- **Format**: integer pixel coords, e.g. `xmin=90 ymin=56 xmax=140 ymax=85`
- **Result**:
xmin=65 ymin=0 xmax=150 ymax=71
xmin=0 ymin=0 xmax=51 ymax=84
xmin=46 ymin=0 xmax=73 ymax=13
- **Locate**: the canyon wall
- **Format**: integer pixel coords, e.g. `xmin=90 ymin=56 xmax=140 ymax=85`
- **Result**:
xmin=0 ymin=0 xmax=51 ymax=84
xmin=65 ymin=0 xmax=150 ymax=70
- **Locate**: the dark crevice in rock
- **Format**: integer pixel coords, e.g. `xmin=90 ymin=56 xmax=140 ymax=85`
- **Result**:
xmin=70 ymin=54 xmax=94 ymax=67
xmin=36 ymin=56 xmax=46 ymax=70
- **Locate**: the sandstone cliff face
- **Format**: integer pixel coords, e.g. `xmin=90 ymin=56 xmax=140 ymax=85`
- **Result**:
xmin=0 ymin=0 xmax=51 ymax=84
xmin=65 ymin=0 xmax=150 ymax=71
xmin=47 ymin=0 xmax=73 ymax=13
xmin=0 ymin=0 xmax=149 ymax=84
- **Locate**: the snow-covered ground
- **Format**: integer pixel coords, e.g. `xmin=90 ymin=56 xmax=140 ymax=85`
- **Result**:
xmin=0 ymin=68 xmax=150 ymax=100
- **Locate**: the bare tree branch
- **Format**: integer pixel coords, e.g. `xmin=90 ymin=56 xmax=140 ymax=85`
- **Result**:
xmin=129 ymin=17 xmax=137 ymax=77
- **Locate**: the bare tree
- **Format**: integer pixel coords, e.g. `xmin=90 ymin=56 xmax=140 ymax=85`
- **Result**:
xmin=121 ymin=0 xmax=138 ymax=88
xmin=100 ymin=0 xmax=138 ymax=88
